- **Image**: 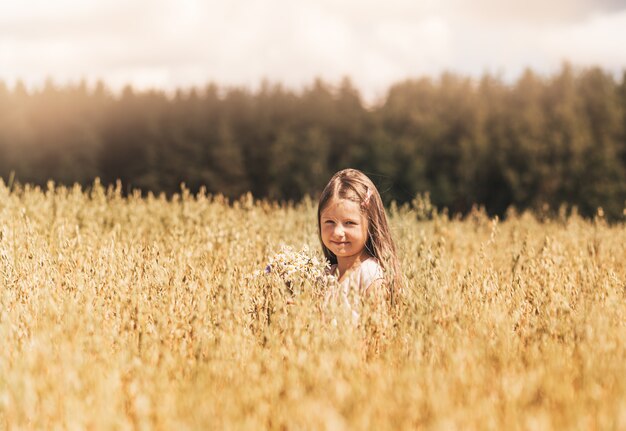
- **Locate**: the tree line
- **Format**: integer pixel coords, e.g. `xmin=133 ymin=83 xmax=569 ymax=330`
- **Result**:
xmin=1 ymin=64 xmax=625 ymax=219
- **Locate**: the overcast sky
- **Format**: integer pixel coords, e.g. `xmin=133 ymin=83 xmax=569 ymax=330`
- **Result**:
xmin=1 ymin=0 xmax=626 ymax=102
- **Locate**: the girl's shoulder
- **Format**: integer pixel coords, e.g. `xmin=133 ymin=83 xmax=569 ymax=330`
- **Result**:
xmin=359 ymin=257 xmax=384 ymax=286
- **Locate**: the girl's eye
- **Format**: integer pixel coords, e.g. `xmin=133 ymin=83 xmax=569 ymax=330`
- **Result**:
xmin=324 ymin=220 xmax=335 ymax=224
xmin=346 ymin=221 xmax=357 ymax=226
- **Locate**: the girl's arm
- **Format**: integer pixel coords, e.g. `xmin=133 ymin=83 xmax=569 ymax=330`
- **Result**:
xmin=360 ymin=258 xmax=385 ymax=299
xmin=363 ymin=278 xmax=384 ymax=298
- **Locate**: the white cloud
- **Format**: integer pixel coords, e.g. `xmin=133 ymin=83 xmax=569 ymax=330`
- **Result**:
xmin=0 ymin=0 xmax=625 ymax=101
xmin=543 ymin=10 xmax=626 ymax=70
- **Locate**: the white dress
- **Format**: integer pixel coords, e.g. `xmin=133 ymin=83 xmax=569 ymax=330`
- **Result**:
xmin=326 ymin=257 xmax=384 ymax=322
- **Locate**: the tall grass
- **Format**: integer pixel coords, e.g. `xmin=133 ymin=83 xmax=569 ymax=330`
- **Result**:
xmin=0 ymin=181 xmax=624 ymax=430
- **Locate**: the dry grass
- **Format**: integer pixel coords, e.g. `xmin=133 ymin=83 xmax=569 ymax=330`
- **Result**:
xmin=0 ymin=181 xmax=624 ymax=430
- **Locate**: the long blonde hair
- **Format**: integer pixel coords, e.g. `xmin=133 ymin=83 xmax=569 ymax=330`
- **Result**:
xmin=317 ymin=169 xmax=402 ymax=304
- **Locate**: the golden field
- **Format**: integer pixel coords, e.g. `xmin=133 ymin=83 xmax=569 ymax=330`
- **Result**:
xmin=0 ymin=181 xmax=624 ymax=430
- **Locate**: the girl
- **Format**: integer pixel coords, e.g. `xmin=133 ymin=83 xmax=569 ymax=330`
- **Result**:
xmin=318 ymin=169 xmax=402 ymax=310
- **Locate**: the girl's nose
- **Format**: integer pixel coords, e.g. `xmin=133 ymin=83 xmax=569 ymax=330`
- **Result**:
xmin=333 ymin=224 xmax=345 ymax=237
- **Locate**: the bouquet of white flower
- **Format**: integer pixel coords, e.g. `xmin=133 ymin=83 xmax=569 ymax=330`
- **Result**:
xmin=259 ymin=245 xmax=333 ymax=295
xmin=247 ymin=246 xmax=337 ymax=330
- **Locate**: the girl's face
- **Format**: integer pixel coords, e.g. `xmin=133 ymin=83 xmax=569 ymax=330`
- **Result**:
xmin=320 ymin=197 xmax=369 ymax=260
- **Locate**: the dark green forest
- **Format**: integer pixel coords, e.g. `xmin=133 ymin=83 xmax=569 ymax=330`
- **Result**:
xmin=1 ymin=64 xmax=625 ymax=219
